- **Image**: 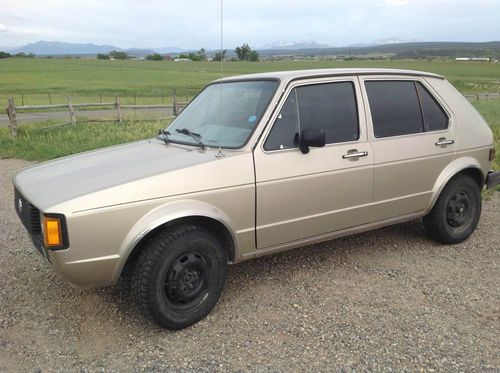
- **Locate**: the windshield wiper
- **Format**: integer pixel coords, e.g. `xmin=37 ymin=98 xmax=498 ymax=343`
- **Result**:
xmin=157 ymin=129 xmax=171 ymax=145
xmin=175 ymin=128 xmax=206 ymax=150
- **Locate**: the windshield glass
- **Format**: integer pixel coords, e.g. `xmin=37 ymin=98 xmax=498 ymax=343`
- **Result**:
xmin=165 ymin=80 xmax=278 ymax=148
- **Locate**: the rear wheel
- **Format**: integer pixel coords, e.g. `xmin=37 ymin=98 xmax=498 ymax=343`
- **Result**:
xmin=424 ymin=175 xmax=481 ymax=244
xmin=132 ymin=225 xmax=227 ymax=329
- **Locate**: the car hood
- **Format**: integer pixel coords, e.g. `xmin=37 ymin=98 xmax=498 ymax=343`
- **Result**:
xmin=13 ymin=139 xmax=252 ymax=212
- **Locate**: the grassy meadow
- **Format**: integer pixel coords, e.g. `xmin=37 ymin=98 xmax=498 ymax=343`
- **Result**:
xmin=1 ymin=58 xmax=500 ymax=105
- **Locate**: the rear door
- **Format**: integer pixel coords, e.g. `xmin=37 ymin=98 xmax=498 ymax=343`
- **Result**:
xmin=253 ymin=77 xmax=374 ymax=249
xmin=359 ymin=77 xmax=456 ymax=220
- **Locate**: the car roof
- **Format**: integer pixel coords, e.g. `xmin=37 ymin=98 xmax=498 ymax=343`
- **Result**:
xmin=217 ymin=68 xmax=444 ymax=83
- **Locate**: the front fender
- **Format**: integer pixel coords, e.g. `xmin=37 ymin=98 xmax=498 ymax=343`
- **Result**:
xmin=426 ymin=156 xmax=484 ymax=214
xmin=111 ymin=199 xmax=239 ymax=284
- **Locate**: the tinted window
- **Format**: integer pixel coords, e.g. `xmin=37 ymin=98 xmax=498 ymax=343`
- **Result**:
xmin=365 ymin=81 xmax=423 ymax=138
xmin=416 ymin=82 xmax=448 ymax=131
xmin=264 ymin=82 xmax=359 ymax=151
xmin=297 ymin=82 xmax=359 ymax=144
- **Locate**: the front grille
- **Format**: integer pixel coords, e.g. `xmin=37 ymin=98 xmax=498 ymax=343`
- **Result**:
xmin=14 ymin=188 xmax=42 ymax=236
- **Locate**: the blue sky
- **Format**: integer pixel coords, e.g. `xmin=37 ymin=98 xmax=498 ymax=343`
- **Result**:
xmin=0 ymin=0 xmax=499 ymax=48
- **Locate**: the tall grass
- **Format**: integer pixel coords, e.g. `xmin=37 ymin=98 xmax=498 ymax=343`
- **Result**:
xmin=472 ymin=98 xmax=500 ymax=171
xmin=0 ymin=119 xmax=164 ymax=161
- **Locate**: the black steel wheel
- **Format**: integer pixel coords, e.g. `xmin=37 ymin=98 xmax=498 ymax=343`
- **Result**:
xmin=424 ymin=175 xmax=481 ymax=244
xmin=132 ymin=225 xmax=227 ymax=329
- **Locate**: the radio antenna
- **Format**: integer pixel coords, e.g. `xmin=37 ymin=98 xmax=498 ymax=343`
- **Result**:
xmin=216 ymin=0 xmax=225 ymax=158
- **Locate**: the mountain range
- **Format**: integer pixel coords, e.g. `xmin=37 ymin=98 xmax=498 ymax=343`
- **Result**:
xmin=3 ymin=41 xmax=183 ymax=56
xmin=2 ymin=39 xmax=500 ymax=58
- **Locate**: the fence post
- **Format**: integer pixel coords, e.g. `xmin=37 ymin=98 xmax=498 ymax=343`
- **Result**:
xmin=21 ymin=93 xmax=24 ymax=106
xmin=476 ymin=92 xmax=479 ymax=101
xmin=67 ymin=96 xmax=76 ymax=125
xmin=115 ymin=96 xmax=123 ymax=123
xmin=6 ymin=97 xmax=18 ymax=138
xmin=172 ymin=88 xmax=178 ymax=116
xmin=48 ymin=92 xmax=52 ymax=104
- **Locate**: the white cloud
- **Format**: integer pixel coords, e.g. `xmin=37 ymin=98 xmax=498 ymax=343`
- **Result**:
xmin=377 ymin=0 xmax=408 ymax=6
xmin=0 ymin=23 xmax=8 ymax=32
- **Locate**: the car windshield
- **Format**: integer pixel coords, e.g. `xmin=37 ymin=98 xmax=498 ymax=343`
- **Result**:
xmin=164 ymin=80 xmax=278 ymax=148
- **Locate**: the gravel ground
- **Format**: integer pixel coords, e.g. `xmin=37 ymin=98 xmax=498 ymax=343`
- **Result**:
xmin=1 ymin=158 xmax=499 ymax=372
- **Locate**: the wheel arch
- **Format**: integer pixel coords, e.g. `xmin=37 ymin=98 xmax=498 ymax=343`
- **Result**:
xmin=114 ymin=200 xmax=238 ymax=284
xmin=426 ymin=157 xmax=484 ymax=214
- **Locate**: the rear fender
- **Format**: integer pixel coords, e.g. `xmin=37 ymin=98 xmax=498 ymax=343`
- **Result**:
xmin=426 ymin=157 xmax=483 ymax=214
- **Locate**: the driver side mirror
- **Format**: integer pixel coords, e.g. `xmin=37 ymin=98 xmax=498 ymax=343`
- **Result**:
xmin=298 ymin=129 xmax=326 ymax=154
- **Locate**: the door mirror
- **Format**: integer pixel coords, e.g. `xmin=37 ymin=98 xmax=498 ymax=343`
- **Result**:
xmin=298 ymin=129 xmax=326 ymax=154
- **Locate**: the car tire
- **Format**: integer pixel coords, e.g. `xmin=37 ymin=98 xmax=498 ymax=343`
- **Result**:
xmin=424 ymin=175 xmax=482 ymax=244
xmin=132 ymin=225 xmax=227 ymax=329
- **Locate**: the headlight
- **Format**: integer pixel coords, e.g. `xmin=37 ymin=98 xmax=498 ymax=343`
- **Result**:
xmin=42 ymin=214 xmax=68 ymax=249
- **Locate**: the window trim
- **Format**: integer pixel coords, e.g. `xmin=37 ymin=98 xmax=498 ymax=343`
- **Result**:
xmin=261 ymin=78 xmax=362 ymax=153
xmin=362 ymin=77 xmax=451 ymax=141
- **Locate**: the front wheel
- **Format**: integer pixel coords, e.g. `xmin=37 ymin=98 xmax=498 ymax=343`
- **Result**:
xmin=424 ymin=175 xmax=482 ymax=244
xmin=132 ymin=225 xmax=227 ymax=329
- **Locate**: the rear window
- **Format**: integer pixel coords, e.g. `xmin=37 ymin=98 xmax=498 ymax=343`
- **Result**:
xmin=365 ymin=80 xmax=448 ymax=138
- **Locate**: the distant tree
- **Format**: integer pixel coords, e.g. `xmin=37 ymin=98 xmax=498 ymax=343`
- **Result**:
xmin=0 ymin=51 xmax=11 ymax=58
xmin=249 ymin=50 xmax=259 ymax=62
xmin=197 ymin=47 xmax=207 ymax=60
xmin=235 ymin=43 xmax=259 ymax=61
xmin=146 ymin=53 xmax=163 ymax=61
xmin=97 ymin=53 xmax=110 ymax=60
xmin=212 ymin=50 xmax=227 ymax=61
xmin=109 ymin=50 xmax=128 ymax=60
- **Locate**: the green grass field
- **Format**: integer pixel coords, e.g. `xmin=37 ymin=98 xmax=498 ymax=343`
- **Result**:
xmin=1 ymin=58 xmax=500 ymax=106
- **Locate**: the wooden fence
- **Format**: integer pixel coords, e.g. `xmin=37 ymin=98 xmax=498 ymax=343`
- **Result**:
xmin=464 ymin=92 xmax=500 ymax=101
xmin=5 ymin=89 xmax=189 ymax=138
xmin=5 ymin=90 xmax=500 ymax=139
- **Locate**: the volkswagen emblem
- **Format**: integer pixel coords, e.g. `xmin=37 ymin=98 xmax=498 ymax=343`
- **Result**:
xmin=18 ymin=198 xmax=23 ymax=213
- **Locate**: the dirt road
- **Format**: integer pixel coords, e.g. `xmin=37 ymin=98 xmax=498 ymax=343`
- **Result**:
xmin=0 ymin=108 xmax=174 ymax=126
xmin=0 ymin=158 xmax=499 ymax=372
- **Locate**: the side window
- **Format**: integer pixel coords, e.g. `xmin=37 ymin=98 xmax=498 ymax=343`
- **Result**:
xmin=296 ymin=82 xmax=359 ymax=144
xmin=416 ymin=82 xmax=448 ymax=131
xmin=264 ymin=82 xmax=359 ymax=151
xmin=365 ymin=81 xmax=423 ymax=138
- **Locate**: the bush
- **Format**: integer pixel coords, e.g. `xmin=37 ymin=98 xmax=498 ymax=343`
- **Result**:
xmin=109 ymin=50 xmax=128 ymax=60
xmin=0 ymin=51 xmax=11 ymax=58
xmin=146 ymin=53 xmax=163 ymax=61
xmin=97 ymin=53 xmax=110 ymax=60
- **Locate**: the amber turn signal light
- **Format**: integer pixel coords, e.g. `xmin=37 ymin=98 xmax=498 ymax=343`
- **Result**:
xmin=43 ymin=216 xmax=63 ymax=247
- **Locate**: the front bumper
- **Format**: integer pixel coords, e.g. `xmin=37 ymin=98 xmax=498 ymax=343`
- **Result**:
xmin=486 ymin=170 xmax=500 ymax=189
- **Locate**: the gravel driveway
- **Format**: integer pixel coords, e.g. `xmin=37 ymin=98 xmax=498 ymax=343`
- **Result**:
xmin=1 ymin=158 xmax=499 ymax=372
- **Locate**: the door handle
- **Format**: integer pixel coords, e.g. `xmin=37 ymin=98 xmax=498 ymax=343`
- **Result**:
xmin=342 ymin=151 xmax=368 ymax=159
xmin=435 ymin=138 xmax=454 ymax=146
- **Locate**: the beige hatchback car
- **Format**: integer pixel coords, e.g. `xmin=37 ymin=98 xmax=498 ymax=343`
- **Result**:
xmin=14 ymin=68 xmax=499 ymax=329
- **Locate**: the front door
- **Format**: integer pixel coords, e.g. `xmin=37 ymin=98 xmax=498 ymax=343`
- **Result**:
xmin=253 ymin=78 xmax=374 ymax=249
